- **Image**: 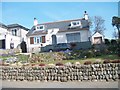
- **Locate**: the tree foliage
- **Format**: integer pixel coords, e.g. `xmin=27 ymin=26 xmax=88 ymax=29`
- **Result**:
xmin=112 ymin=16 xmax=120 ymax=38
xmin=104 ymin=39 xmax=110 ymax=45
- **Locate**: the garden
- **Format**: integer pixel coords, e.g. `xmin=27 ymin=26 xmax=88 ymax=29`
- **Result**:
xmin=0 ymin=38 xmax=120 ymax=67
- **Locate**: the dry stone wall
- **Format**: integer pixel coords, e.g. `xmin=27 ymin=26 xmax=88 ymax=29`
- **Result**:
xmin=1 ymin=63 xmax=120 ymax=82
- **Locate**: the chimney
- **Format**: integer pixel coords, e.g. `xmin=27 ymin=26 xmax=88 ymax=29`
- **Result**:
xmin=34 ymin=18 xmax=38 ymax=26
xmin=84 ymin=11 xmax=89 ymax=20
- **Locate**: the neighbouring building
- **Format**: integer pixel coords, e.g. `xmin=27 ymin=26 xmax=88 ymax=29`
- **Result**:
xmin=27 ymin=11 xmax=91 ymax=52
xmin=91 ymin=32 xmax=105 ymax=45
xmin=0 ymin=23 xmax=29 ymax=49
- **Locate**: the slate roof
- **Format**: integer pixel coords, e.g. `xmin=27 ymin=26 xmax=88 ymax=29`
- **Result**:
xmin=0 ymin=22 xmax=8 ymax=29
xmin=27 ymin=18 xmax=90 ymax=36
xmin=0 ymin=23 xmax=30 ymax=31
xmin=7 ymin=24 xmax=29 ymax=31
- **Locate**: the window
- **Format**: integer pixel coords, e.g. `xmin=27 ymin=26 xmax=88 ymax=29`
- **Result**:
xmin=37 ymin=37 xmax=40 ymax=43
xmin=70 ymin=21 xmax=81 ymax=28
xmin=30 ymin=36 xmax=46 ymax=44
xmin=36 ymin=25 xmax=44 ymax=30
xmin=34 ymin=37 xmax=36 ymax=44
xmin=34 ymin=37 xmax=41 ymax=44
xmin=12 ymin=29 xmax=17 ymax=36
xmin=66 ymin=33 xmax=80 ymax=43
xmin=30 ymin=37 xmax=34 ymax=44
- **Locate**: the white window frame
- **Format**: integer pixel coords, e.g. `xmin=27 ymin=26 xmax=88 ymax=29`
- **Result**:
xmin=36 ymin=25 xmax=45 ymax=30
xmin=70 ymin=21 xmax=81 ymax=28
xmin=34 ymin=36 xmax=42 ymax=44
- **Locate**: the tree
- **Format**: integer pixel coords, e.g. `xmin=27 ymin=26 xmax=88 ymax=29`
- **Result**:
xmin=93 ymin=16 xmax=106 ymax=35
xmin=112 ymin=16 xmax=120 ymax=57
xmin=112 ymin=30 xmax=118 ymax=39
xmin=104 ymin=39 xmax=110 ymax=45
xmin=112 ymin=16 xmax=120 ymax=39
xmin=111 ymin=39 xmax=117 ymax=45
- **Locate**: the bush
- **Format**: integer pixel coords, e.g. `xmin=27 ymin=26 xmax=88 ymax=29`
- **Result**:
xmin=56 ymin=62 xmax=64 ymax=66
xmin=103 ymin=60 xmax=111 ymax=64
xmin=111 ymin=60 xmax=120 ymax=63
xmin=111 ymin=39 xmax=117 ymax=45
xmin=82 ymin=50 xmax=95 ymax=58
xmin=65 ymin=50 xmax=96 ymax=60
xmin=93 ymin=61 xmax=101 ymax=64
xmin=105 ymin=39 xmax=110 ymax=45
xmin=84 ymin=61 xmax=92 ymax=65
xmin=117 ymin=39 xmax=120 ymax=57
xmin=39 ymin=63 xmax=45 ymax=66
xmin=31 ymin=64 xmax=35 ymax=66
xmin=108 ymin=44 xmax=118 ymax=54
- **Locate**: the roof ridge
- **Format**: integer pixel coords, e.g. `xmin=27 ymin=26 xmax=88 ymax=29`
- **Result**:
xmin=7 ymin=23 xmax=20 ymax=26
xmin=37 ymin=18 xmax=84 ymax=25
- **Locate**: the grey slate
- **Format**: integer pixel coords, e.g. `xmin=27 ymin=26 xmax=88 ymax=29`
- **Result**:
xmin=27 ymin=18 xmax=89 ymax=36
xmin=0 ymin=23 xmax=30 ymax=31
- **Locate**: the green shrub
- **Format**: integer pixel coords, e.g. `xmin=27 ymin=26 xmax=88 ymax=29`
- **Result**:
xmin=111 ymin=39 xmax=117 ymax=45
xmin=82 ymin=50 xmax=95 ymax=58
xmin=18 ymin=54 xmax=29 ymax=62
xmin=117 ymin=39 xmax=120 ymax=57
xmin=105 ymin=39 xmax=110 ymax=45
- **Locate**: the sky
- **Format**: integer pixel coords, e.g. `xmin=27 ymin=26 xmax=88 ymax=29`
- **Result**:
xmin=1 ymin=2 xmax=119 ymax=39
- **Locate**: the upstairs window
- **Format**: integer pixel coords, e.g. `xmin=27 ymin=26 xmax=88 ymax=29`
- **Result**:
xmin=70 ymin=21 xmax=81 ymax=28
xmin=12 ymin=29 xmax=17 ymax=36
xmin=36 ymin=25 xmax=44 ymax=30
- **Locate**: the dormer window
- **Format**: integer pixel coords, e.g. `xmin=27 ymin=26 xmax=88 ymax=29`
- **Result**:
xmin=70 ymin=21 xmax=81 ymax=28
xmin=36 ymin=25 xmax=44 ymax=30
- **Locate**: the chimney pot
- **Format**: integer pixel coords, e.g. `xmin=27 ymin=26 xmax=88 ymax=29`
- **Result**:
xmin=84 ymin=11 xmax=89 ymax=20
xmin=34 ymin=18 xmax=38 ymax=26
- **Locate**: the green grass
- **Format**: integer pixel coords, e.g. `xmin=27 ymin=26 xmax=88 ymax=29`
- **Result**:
xmin=0 ymin=56 xmax=13 ymax=60
xmin=17 ymin=54 xmax=29 ymax=62
xmin=95 ymin=54 xmax=120 ymax=60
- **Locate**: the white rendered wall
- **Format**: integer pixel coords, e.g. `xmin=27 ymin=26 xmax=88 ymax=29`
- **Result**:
xmin=27 ymin=34 xmax=47 ymax=53
xmin=27 ymin=29 xmax=90 ymax=52
xmin=5 ymin=34 xmax=20 ymax=49
xmin=57 ymin=30 xmax=90 ymax=43
xmin=0 ymin=27 xmax=8 ymax=40
xmin=91 ymin=32 xmax=104 ymax=44
xmin=21 ymin=29 xmax=28 ymax=42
